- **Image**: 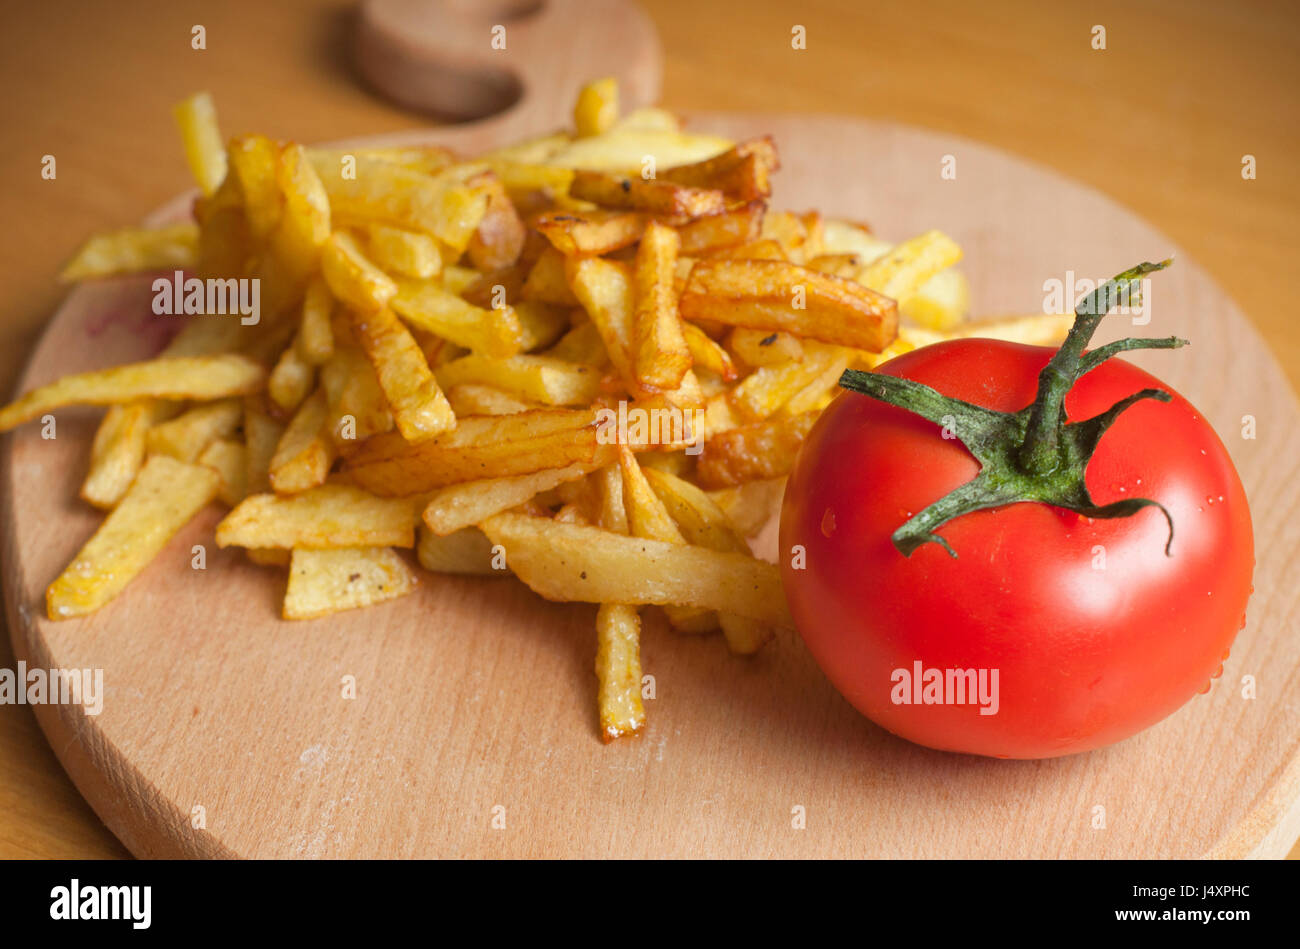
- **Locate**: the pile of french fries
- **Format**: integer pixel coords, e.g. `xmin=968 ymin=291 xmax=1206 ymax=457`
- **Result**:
xmin=0 ymin=81 xmax=1070 ymax=741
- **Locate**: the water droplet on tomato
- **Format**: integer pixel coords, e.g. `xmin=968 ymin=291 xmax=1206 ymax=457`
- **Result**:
xmin=1198 ymin=680 xmax=1212 ymax=695
xmin=1206 ymin=496 xmax=1216 ymax=505
xmin=821 ymin=508 xmax=837 ymax=537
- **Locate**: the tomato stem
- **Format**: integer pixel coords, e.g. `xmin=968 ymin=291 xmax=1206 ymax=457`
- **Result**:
xmin=838 ymin=260 xmax=1188 ymax=558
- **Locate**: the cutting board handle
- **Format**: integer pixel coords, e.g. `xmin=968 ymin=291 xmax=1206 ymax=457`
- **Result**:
xmin=355 ymin=0 xmax=662 ymax=144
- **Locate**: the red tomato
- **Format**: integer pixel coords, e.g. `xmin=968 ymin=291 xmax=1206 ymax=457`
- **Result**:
xmin=780 ymin=339 xmax=1254 ymax=758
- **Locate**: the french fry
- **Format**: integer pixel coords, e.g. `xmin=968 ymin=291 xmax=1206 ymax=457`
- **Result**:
xmin=679 ymin=259 xmax=898 ymax=352
xmin=544 ymin=320 xmax=610 ymax=368
xmin=320 ymin=345 xmax=393 ymax=446
xmin=706 ymin=478 xmax=786 ymax=538
xmin=682 ymin=322 xmax=738 ymax=381
xmin=535 ymin=210 xmax=646 ymax=256
xmin=480 ymin=514 xmax=792 ymax=626
xmin=574 ymin=76 xmax=619 ymax=138
xmin=321 ymin=230 xmax=397 ymax=313
xmin=243 ymin=396 xmax=285 ymax=495
xmin=199 ymin=438 xmax=249 ymax=506
xmin=59 ymin=223 xmax=199 ymax=282
xmin=422 ymin=463 xmax=593 ymax=535
xmin=351 ymin=306 xmax=455 ymax=442
xmin=269 ymin=387 xmax=336 ymax=494
xmin=416 ymin=525 xmax=503 ymax=575
xmin=270 ymin=143 xmax=332 ymax=280
xmin=0 ymin=354 xmax=265 ymax=433
xmin=631 ymin=221 xmax=691 ymax=390
xmin=345 ymin=408 xmax=604 ymax=495
xmin=569 ymin=170 xmax=726 ymax=220
xmin=435 ymin=353 xmax=600 ymax=406
xmin=544 ymin=127 xmax=732 ymax=173
xmin=47 ymin=455 xmax=219 ymax=619
xmin=365 ymin=223 xmax=441 ymax=279
xmin=565 ymin=256 xmax=638 ymax=386
xmin=296 ymin=275 xmax=335 ymax=365
xmin=307 ymin=152 xmax=490 ymax=252
xmin=595 ymin=463 xmax=629 ymax=534
xmin=618 ymin=447 xmax=717 ymax=632
xmin=146 ymin=398 xmax=242 ymax=462
xmin=512 ymin=301 xmax=570 ymax=352
xmin=900 ymin=268 xmax=970 ymax=330
xmin=172 ymin=91 xmax=226 ymax=197
xmin=820 ymin=219 xmax=891 ymax=263
xmin=467 ymin=173 xmax=526 ymax=271
xmin=391 ymin=279 xmax=523 ymax=359
xmin=229 ymin=134 xmax=283 ymax=240
xmin=857 ymin=229 xmax=963 ymax=301
xmin=80 ymin=401 xmax=174 ymax=509
xmin=697 ymin=411 xmax=818 ymax=488
xmin=284 ymin=547 xmax=417 ymax=619
xmin=728 ymin=340 xmax=849 ymax=420
xmin=445 ymin=383 xmax=538 ymax=417
xmin=661 ymin=137 xmax=778 ymax=201
xmin=676 ymin=200 xmax=765 ymax=255
xmin=269 ymin=335 xmax=315 ymax=412
xmin=595 ymin=603 xmax=645 ymax=740
xmin=641 ymin=467 xmax=772 ymax=652
xmin=522 ymin=246 xmax=581 ymax=305
xmin=216 ymin=484 xmax=417 ymax=549
xmin=726 ymin=327 xmax=803 ymax=368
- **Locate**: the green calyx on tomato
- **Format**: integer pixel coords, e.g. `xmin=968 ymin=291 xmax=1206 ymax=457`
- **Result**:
xmin=839 ymin=259 xmax=1188 ymax=558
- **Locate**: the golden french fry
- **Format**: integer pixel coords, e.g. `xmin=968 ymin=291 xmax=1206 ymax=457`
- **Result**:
xmin=435 ymin=354 xmax=599 ymax=406
xmin=595 ymin=603 xmax=645 ymax=740
xmin=321 ymin=230 xmax=397 ymax=313
xmin=467 ymin=173 xmax=526 ymax=271
xmin=320 ymin=345 xmax=394 ymax=446
xmin=595 ymin=463 xmax=629 ymax=534
xmin=284 ymin=547 xmax=417 ymax=620
xmin=728 ymin=340 xmax=849 ymax=420
xmin=900 ymin=268 xmax=970 ymax=331
xmin=574 ymin=77 xmax=619 ymax=138
xmin=569 ymin=170 xmax=725 ymax=220
xmin=0 ymin=355 xmax=265 ymax=433
xmin=391 ymin=278 xmax=523 ymax=359
xmin=417 ymin=525 xmax=504 ymax=575
xmin=445 ymin=383 xmax=538 ymax=416
xmin=172 ymin=91 xmax=226 ymax=196
xmin=727 ymin=327 xmax=803 ymax=368
xmin=307 ymin=152 xmax=490 ymax=252
xmin=857 ymin=230 xmax=963 ymax=301
xmin=820 ymin=219 xmax=891 ymax=263
xmin=661 ymin=137 xmax=778 ymax=199
xmin=216 ymin=484 xmax=417 ymax=549
xmin=243 ymin=396 xmax=285 ymax=495
xmin=146 ymin=398 xmax=242 ymax=462
xmin=632 ymin=221 xmax=691 ymax=390
xmin=47 ymin=455 xmax=219 ymax=619
xmin=676 ymin=200 xmax=765 ymax=255
xmin=229 ymin=134 xmax=283 ymax=239
xmin=544 ymin=320 xmax=610 ymax=368
xmin=80 ymin=401 xmax=174 ymax=509
xmin=480 ymin=514 xmax=791 ymax=626
xmin=270 ymin=143 xmax=332 ymax=280
xmin=422 ymin=463 xmax=593 ymax=535
xmin=522 ymin=246 xmax=581 ymax=305
xmin=679 ymin=259 xmax=898 ymax=352
xmin=199 ymin=438 xmax=248 ymax=506
xmin=365 ymin=223 xmax=441 ymax=279
xmin=345 ymin=407 xmax=603 ymax=495
xmin=296 ymin=275 xmax=335 ymax=365
xmin=565 ymin=255 xmax=638 ymax=386
xmin=535 ymin=210 xmax=646 ymax=256
xmin=351 ymin=306 xmax=455 ymax=441
xmin=269 ymin=387 xmax=336 ymax=494
xmin=706 ymin=478 xmax=786 ymax=538
xmin=60 ymin=224 xmax=199 ymax=282
xmin=269 ymin=335 xmax=315 ymax=412
xmin=544 ymin=127 xmax=732 ymax=174
xmin=682 ymin=322 xmax=738 ymax=381
xmin=697 ymin=411 xmax=818 ymax=488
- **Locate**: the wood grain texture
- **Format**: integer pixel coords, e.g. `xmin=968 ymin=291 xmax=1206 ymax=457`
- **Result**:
xmin=1 ymin=0 xmax=1297 ymax=858
xmin=4 ymin=113 xmax=1298 ymax=858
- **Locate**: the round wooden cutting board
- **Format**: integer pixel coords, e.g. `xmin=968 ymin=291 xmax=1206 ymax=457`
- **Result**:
xmin=4 ymin=111 xmax=1299 ymax=859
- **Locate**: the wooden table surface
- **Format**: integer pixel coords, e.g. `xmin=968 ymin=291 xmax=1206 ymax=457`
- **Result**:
xmin=1 ymin=0 xmax=1296 ymax=859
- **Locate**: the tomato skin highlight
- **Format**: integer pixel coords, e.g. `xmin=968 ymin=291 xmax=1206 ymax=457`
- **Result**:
xmin=780 ymin=339 xmax=1254 ymax=759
